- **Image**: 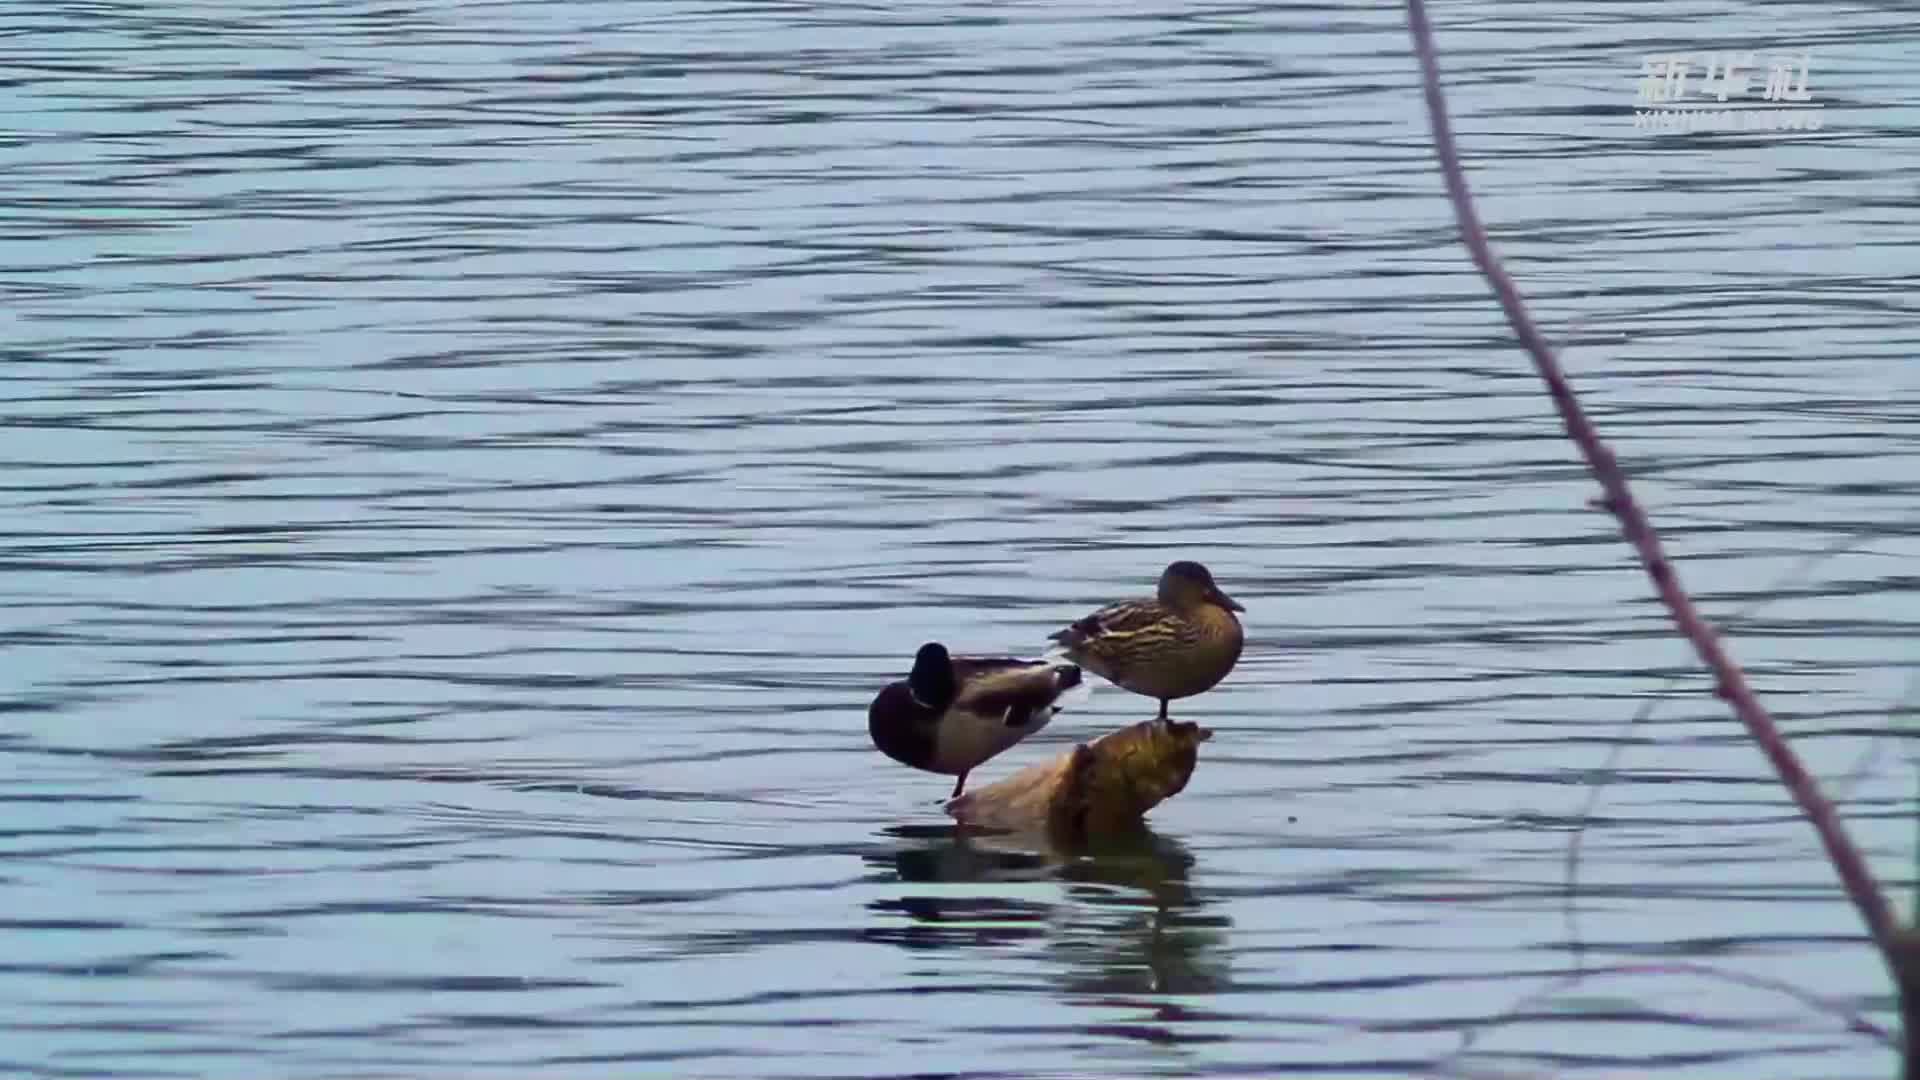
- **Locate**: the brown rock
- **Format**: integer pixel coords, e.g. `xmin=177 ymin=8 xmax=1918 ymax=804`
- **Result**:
xmin=944 ymin=717 xmax=1211 ymax=843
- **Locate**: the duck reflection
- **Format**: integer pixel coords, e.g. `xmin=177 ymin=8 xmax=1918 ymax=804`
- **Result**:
xmin=862 ymin=822 xmax=1230 ymax=996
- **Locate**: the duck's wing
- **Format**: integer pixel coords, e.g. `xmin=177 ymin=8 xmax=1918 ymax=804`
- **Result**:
xmin=949 ymin=655 xmax=1081 ymax=726
xmin=1048 ymin=599 xmax=1200 ymax=685
xmin=1047 ymin=597 xmax=1170 ymax=650
xmin=948 ymin=656 xmax=1036 ymax=678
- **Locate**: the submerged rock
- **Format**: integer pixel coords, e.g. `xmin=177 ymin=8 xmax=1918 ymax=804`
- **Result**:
xmin=944 ymin=717 xmax=1210 ymax=843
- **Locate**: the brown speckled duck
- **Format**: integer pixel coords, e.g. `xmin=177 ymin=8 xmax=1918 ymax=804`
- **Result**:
xmin=868 ymin=642 xmax=1084 ymax=798
xmin=1048 ymin=560 xmax=1244 ymax=720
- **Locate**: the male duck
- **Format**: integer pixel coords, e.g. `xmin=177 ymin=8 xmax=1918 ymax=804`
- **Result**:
xmin=868 ymin=642 xmax=1083 ymax=798
xmin=1048 ymin=560 xmax=1244 ymax=720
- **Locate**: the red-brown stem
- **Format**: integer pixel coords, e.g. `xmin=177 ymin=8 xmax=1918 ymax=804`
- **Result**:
xmin=1403 ymin=0 xmax=1898 ymax=961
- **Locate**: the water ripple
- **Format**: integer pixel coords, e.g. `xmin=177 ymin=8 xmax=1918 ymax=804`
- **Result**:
xmin=3 ymin=0 xmax=1918 ymax=1076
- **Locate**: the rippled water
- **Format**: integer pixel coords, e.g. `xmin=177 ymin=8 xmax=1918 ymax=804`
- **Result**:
xmin=5 ymin=1 xmax=1920 ymax=1076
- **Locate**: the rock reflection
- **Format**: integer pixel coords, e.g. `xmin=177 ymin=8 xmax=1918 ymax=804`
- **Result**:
xmin=864 ymin=823 xmax=1231 ymax=997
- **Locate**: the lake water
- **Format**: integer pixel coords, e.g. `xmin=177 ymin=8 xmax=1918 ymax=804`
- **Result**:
xmin=5 ymin=1 xmax=1919 ymax=1076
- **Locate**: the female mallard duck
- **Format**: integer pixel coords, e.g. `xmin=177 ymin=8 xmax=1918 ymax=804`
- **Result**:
xmin=1048 ymin=560 xmax=1244 ymax=720
xmin=869 ymin=642 xmax=1083 ymax=798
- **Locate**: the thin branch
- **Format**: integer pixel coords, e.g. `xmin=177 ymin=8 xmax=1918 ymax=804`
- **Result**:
xmin=1442 ymin=960 xmax=1898 ymax=1068
xmin=1565 ymin=529 xmax=1889 ymax=973
xmin=1402 ymin=0 xmax=1898 ymax=963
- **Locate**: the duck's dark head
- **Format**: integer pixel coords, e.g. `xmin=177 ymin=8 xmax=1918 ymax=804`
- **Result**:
xmin=1159 ymin=560 xmax=1246 ymax=613
xmin=907 ymin=641 xmax=959 ymax=709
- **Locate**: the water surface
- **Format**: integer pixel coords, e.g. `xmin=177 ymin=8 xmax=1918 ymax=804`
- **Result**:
xmin=4 ymin=1 xmax=1920 ymax=1076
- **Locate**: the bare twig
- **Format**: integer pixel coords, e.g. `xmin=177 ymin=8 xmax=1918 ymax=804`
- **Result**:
xmin=1442 ymin=959 xmax=1897 ymax=1070
xmin=1565 ymin=530 xmax=1888 ymax=971
xmin=1402 ymin=0 xmax=1898 ymax=969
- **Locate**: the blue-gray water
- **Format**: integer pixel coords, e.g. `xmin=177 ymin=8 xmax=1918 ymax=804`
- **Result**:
xmin=5 ymin=1 xmax=1919 ymax=1076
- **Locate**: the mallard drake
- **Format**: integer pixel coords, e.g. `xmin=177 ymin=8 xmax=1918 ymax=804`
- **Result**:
xmin=1047 ymin=560 xmax=1244 ymax=720
xmin=868 ymin=642 xmax=1083 ymax=798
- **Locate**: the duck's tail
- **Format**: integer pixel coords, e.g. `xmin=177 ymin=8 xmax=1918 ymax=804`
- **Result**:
xmin=1052 ymin=660 xmax=1093 ymax=710
xmin=1055 ymin=678 xmax=1093 ymax=710
xmin=1041 ymin=636 xmax=1081 ymax=662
